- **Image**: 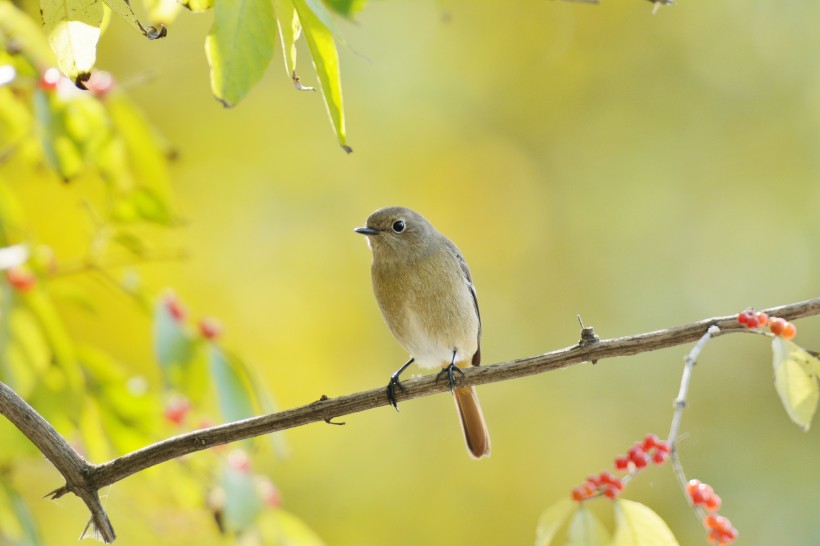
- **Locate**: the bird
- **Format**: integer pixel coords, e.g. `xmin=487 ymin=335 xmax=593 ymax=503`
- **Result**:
xmin=355 ymin=206 xmax=491 ymax=459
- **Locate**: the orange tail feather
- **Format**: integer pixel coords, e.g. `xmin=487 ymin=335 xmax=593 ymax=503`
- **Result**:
xmin=453 ymin=386 xmax=491 ymax=459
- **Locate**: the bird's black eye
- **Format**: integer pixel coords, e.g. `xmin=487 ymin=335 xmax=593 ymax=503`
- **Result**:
xmin=392 ymin=220 xmax=406 ymax=233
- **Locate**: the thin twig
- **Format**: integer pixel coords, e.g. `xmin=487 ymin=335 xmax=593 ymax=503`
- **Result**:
xmin=666 ymin=324 xmax=720 ymax=520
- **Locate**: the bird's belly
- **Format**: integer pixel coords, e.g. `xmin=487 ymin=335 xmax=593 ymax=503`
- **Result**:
xmin=399 ymin=310 xmax=476 ymax=369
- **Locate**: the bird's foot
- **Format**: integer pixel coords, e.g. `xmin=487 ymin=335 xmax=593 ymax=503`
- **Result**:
xmin=386 ymin=373 xmax=406 ymax=411
xmin=435 ymin=363 xmax=464 ymax=392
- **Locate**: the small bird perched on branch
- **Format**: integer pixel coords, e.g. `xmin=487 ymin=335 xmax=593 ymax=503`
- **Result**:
xmin=355 ymin=206 xmax=491 ymax=459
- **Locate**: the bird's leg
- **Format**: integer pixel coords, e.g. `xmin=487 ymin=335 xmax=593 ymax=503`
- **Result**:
xmin=436 ymin=349 xmax=464 ymax=392
xmin=387 ymin=357 xmax=414 ymax=411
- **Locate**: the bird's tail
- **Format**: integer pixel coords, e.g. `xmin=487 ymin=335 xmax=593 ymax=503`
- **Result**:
xmin=453 ymin=386 xmax=491 ymax=459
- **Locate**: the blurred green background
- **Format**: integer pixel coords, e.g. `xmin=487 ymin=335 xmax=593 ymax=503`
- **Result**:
xmin=3 ymin=0 xmax=820 ymax=544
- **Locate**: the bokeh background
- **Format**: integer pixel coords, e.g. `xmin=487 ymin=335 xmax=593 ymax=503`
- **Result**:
xmin=4 ymin=0 xmax=820 ymax=544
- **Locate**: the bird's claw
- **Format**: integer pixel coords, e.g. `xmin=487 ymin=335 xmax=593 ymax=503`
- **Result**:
xmin=435 ymin=363 xmax=464 ymax=392
xmin=386 ymin=374 xmax=406 ymax=411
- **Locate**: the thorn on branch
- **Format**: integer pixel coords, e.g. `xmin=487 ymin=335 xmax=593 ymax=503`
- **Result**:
xmin=577 ymin=314 xmax=600 ymax=363
xmin=317 ymin=395 xmax=345 ymax=425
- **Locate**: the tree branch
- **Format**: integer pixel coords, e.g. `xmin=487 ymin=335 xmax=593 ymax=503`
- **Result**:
xmin=1 ymin=296 xmax=818 ymax=542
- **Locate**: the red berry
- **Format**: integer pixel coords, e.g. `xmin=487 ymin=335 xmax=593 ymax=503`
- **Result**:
xmin=781 ymin=322 xmax=796 ymax=340
xmin=587 ymin=474 xmax=602 ymax=487
xmin=642 ymin=433 xmax=659 ymax=451
xmin=655 ymin=440 xmax=671 ymax=453
xmin=6 ymin=268 xmax=36 ymax=292
xmin=628 ymin=446 xmax=649 ymax=469
xmin=602 ymin=486 xmax=619 ymax=499
xmin=163 ymin=394 xmax=190 ymax=425
xmin=164 ymin=292 xmax=186 ymax=322
xmin=652 ymin=450 xmax=668 ymax=464
xmin=737 ymin=312 xmax=749 ymax=325
xmin=769 ymin=317 xmax=786 ymax=336
xmin=614 ymin=455 xmax=629 ymax=471
xmin=755 ymin=312 xmax=768 ymax=327
xmin=38 ymin=68 xmax=61 ymax=91
xmin=704 ymin=493 xmax=721 ymax=512
xmin=598 ymin=471 xmax=618 ymax=485
xmin=198 ymin=317 xmax=222 ymax=340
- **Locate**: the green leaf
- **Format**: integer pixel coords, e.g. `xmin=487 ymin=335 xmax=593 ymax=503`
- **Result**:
xmin=153 ymin=295 xmax=196 ymax=377
xmin=105 ymin=92 xmax=174 ymax=204
xmin=100 ymin=0 xmax=167 ymax=38
xmin=292 ymin=0 xmax=351 ymax=152
xmin=0 ymin=2 xmax=58 ymax=68
xmin=205 ymin=0 xmax=277 ymax=106
xmin=534 ymin=498 xmax=575 ymax=546
xmin=220 ymin=457 xmax=263 ymax=533
xmin=0 ymin=482 xmax=41 ymax=546
xmin=24 ymin=288 xmax=84 ymax=394
xmin=3 ymin=305 xmax=51 ymax=397
xmin=41 ymin=0 xmax=104 ymax=82
xmin=568 ymin=503 xmax=610 ymax=546
xmin=258 ymin=508 xmax=328 ymax=546
xmin=772 ymin=336 xmax=820 ymax=431
xmin=129 ymin=186 xmax=173 ymax=224
xmin=272 ymin=0 xmax=301 ymax=77
xmin=322 ymin=0 xmax=366 ymax=18
xmin=33 ymin=89 xmax=85 ymax=180
xmin=207 ymin=344 xmax=256 ymax=423
xmin=612 ymin=499 xmax=679 ymax=546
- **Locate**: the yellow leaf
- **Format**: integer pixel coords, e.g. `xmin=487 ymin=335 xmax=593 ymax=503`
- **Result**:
xmin=772 ymin=337 xmax=820 ymax=431
xmin=568 ymin=504 xmax=610 ymax=546
xmin=612 ymin=499 xmax=679 ymax=546
xmin=292 ymin=0 xmax=351 ymax=152
xmin=273 ymin=0 xmax=301 ymax=77
xmin=534 ymin=498 xmax=575 ymax=546
xmin=41 ymin=0 xmax=104 ymax=82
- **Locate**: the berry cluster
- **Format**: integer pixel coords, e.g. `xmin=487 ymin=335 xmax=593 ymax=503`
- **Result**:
xmin=737 ymin=310 xmax=796 ymax=339
xmin=571 ymin=470 xmax=623 ymax=501
xmin=688 ymin=480 xmax=737 ymax=545
xmin=614 ymin=433 xmax=671 ymax=470
xmin=686 ymin=479 xmax=721 ymax=511
xmin=571 ymin=434 xmax=670 ymax=502
xmin=704 ymin=514 xmax=738 ymax=546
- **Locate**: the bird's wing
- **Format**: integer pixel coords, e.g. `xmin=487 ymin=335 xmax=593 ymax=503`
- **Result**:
xmin=444 ymin=239 xmax=481 ymax=366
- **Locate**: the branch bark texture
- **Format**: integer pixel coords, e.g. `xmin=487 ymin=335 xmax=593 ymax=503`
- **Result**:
xmin=1 ymin=297 xmax=818 ymax=542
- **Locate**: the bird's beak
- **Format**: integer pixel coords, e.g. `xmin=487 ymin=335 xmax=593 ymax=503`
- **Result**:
xmin=354 ymin=226 xmax=379 ymax=236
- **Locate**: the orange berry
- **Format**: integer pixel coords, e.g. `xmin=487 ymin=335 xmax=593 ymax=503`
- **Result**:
xmin=755 ymin=312 xmax=768 ymax=327
xmin=781 ymin=322 xmax=796 ymax=340
xmin=571 ymin=487 xmax=585 ymax=501
xmin=769 ymin=317 xmax=786 ymax=336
